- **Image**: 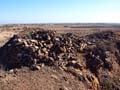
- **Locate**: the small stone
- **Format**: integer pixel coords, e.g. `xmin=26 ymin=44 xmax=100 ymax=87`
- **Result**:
xmin=41 ymin=40 xmax=45 ymax=43
xmin=23 ymin=41 xmax=29 ymax=47
xmin=51 ymin=74 xmax=58 ymax=80
xmin=39 ymin=42 xmax=43 ymax=47
xmin=80 ymin=43 xmax=87 ymax=51
xmin=55 ymin=37 xmax=60 ymax=41
xmin=87 ymin=41 xmax=92 ymax=45
xmin=31 ymin=65 xmax=41 ymax=70
xmin=33 ymin=59 xmax=37 ymax=64
xmin=60 ymin=46 xmax=66 ymax=53
xmin=47 ymin=35 xmax=51 ymax=40
xmin=71 ymin=60 xmax=77 ymax=64
xmin=17 ymin=38 xmax=22 ymax=42
xmin=31 ymin=39 xmax=38 ymax=43
xmin=59 ymin=86 xmax=69 ymax=90
xmin=34 ymin=46 xmax=39 ymax=49
xmin=9 ymin=69 xmax=14 ymax=73
xmin=43 ymin=43 xmax=47 ymax=46
xmin=42 ymin=48 xmax=47 ymax=52
xmin=7 ymin=44 xmax=11 ymax=47
xmin=41 ymin=63 xmax=45 ymax=67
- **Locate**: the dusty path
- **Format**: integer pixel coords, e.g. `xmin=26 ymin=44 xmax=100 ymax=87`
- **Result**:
xmin=0 ymin=30 xmax=18 ymax=47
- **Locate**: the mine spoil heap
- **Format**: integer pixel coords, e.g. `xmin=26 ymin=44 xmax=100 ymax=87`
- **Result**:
xmin=0 ymin=30 xmax=120 ymax=89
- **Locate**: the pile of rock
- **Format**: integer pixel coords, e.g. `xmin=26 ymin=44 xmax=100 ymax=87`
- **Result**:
xmin=83 ymin=31 xmax=120 ymax=75
xmin=0 ymin=30 xmax=120 ymax=90
xmin=0 ymin=30 xmax=84 ymax=70
xmin=0 ymin=30 xmax=120 ymax=74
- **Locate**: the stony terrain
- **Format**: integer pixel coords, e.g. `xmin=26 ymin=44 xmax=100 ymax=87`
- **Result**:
xmin=0 ymin=24 xmax=120 ymax=90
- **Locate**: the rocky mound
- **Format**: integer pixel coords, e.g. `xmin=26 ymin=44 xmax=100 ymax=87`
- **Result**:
xmin=0 ymin=30 xmax=120 ymax=90
xmin=0 ymin=30 xmax=83 ymax=70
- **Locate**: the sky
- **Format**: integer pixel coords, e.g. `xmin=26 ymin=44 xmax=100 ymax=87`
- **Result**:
xmin=0 ymin=0 xmax=120 ymax=24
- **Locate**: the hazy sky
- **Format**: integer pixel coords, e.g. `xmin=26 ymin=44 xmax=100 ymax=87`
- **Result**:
xmin=0 ymin=0 xmax=120 ymax=24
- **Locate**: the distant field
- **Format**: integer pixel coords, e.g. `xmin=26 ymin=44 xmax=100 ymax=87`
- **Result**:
xmin=0 ymin=23 xmax=120 ymax=46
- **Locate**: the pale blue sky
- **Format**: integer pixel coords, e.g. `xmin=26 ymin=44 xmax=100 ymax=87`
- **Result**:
xmin=0 ymin=0 xmax=120 ymax=24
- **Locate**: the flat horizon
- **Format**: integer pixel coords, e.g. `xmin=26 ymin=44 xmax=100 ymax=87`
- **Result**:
xmin=0 ymin=0 xmax=120 ymax=24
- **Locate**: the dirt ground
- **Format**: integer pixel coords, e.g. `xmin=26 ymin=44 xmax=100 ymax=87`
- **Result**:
xmin=0 ymin=67 xmax=88 ymax=90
